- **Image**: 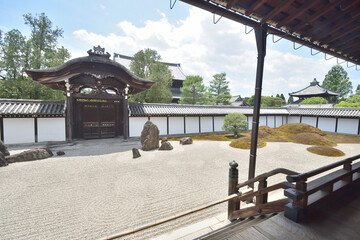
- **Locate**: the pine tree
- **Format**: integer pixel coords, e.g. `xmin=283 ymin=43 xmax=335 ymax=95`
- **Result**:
xmin=322 ymin=65 xmax=352 ymax=102
xmin=208 ymin=73 xmax=231 ymax=105
xmin=179 ymin=75 xmax=207 ymax=104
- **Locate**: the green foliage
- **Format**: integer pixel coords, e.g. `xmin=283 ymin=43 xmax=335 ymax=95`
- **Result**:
xmin=222 ymin=113 xmax=248 ymax=137
xmin=129 ymin=48 xmax=172 ymax=103
xmin=0 ymin=13 xmax=70 ymax=100
xmin=280 ymin=93 xmax=285 ymax=101
xmin=322 ymin=65 xmax=352 ymax=102
xmin=179 ymin=75 xmax=207 ymax=104
xmin=288 ymin=95 xmax=294 ymax=104
xmin=300 ymin=97 xmax=328 ymax=105
xmin=356 ymin=84 xmax=360 ymax=94
xmin=208 ymin=72 xmax=231 ymax=105
xmin=335 ymin=94 xmax=360 ymax=107
xmin=245 ymin=95 xmax=284 ymax=107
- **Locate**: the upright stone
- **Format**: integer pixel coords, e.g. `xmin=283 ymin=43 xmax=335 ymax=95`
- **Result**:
xmin=132 ymin=148 xmax=141 ymax=158
xmin=140 ymin=121 xmax=159 ymax=151
xmin=0 ymin=153 xmax=8 ymax=167
xmin=0 ymin=140 xmax=10 ymax=156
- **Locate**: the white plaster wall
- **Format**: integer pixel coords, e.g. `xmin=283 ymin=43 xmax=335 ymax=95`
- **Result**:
xmin=129 ymin=117 xmax=148 ymax=137
xmin=288 ymin=116 xmax=301 ymax=124
xmin=200 ymin=116 xmax=213 ymax=133
xmin=283 ymin=116 xmax=288 ymax=125
xmin=185 ymin=117 xmax=199 ymax=134
xmin=267 ymin=116 xmax=275 ymax=128
xmin=169 ymin=117 xmax=184 ymax=134
xmin=302 ymin=117 xmax=317 ymax=127
xmin=337 ymin=118 xmax=359 ymax=135
xmin=149 ymin=117 xmax=167 ymax=136
xmin=38 ymin=118 xmax=66 ymax=142
xmin=318 ymin=117 xmax=336 ymax=132
xmin=248 ymin=116 xmax=253 ymax=130
xmin=214 ymin=116 xmax=225 ymax=132
xmin=4 ymin=118 xmax=35 ymax=144
xmin=275 ymin=116 xmax=283 ymax=128
xmin=259 ymin=116 xmax=267 ymax=126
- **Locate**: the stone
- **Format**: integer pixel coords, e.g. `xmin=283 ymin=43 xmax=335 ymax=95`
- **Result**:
xmin=56 ymin=151 xmax=65 ymax=156
xmin=0 ymin=153 xmax=8 ymax=167
xmin=5 ymin=148 xmax=53 ymax=164
xmin=132 ymin=148 xmax=141 ymax=158
xmin=159 ymin=141 xmax=173 ymax=151
xmin=180 ymin=137 xmax=193 ymax=145
xmin=161 ymin=137 xmax=168 ymax=144
xmin=0 ymin=140 xmax=10 ymax=156
xmin=140 ymin=121 xmax=159 ymax=151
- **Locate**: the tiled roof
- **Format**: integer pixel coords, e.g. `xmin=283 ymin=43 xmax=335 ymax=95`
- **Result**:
xmin=0 ymin=99 xmax=65 ymax=117
xmin=289 ymin=79 xmax=339 ymax=97
xmin=113 ymin=53 xmax=186 ymax=80
xmin=128 ymin=103 xmax=288 ymax=116
xmin=288 ymin=108 xmax=360 ymax=118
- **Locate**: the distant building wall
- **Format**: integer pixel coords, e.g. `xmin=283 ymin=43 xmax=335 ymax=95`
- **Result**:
xmin=38 ymin=118 xmax=66 ymax=142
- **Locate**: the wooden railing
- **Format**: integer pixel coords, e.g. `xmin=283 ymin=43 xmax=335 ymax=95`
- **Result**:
xmin=284 ymin=153 xmax=360 ymax=222
xmin=227 ymin=161 xmax=298 ymax=221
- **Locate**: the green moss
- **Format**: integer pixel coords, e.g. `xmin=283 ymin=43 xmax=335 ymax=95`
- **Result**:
xmin=307 ymin=146 xmax=345 ymax=157
xmin=276 ymin=123 xmax=326 ymax=136
xmin=288 ymin=133 xmax=336 ymax=146
xmin=229 ymin=137 xmax=266 ymax=149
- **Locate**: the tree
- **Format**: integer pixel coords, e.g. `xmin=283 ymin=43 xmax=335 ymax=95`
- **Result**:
xmin=335 ymin=95 xmax=360 ymax=108
xmin=222 ymin=113 xmax=248 ymax=137
xmin=179 ymin=75 xmax=207 ymax=104
xmin=322 ymin=65 xmax=352 ymax=102
xmin=280 ymin=93 xmax=286 ymax=102
xmin=261 ymin=96 xmax=284 ymax=107
xmin=0 ymin=13 xmax=70 ymax=100
xmin=288 ymin=95 xmax=294 ymax=104
xmin=356 ymin=84 xmax=360 ymax=95
xmin=300 ymin=97 xmax=328 ymax=105
xmin=129 ymin=48 xmax=172 ymax=103
xmin=208 ymin=72 xmax=231 ymax=105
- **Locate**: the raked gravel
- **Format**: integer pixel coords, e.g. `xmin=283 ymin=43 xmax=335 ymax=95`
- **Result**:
xmin=0 ymin=138 xmax=359 ymax=240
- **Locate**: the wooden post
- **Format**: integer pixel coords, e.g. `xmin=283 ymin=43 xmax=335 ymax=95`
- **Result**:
xmin=123 ymin=85 xmax=129 ymax=141
xmin=228 ymin=160 xmax=239 ymax=221
xmin=65 ymin=80 xmax=73 ymax=142
xmin=256 ymin=177 xmax=268 ymax=206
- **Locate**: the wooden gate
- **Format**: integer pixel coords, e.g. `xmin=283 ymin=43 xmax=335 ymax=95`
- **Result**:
xmin=80 ymin=102 xmax=117 ymax=139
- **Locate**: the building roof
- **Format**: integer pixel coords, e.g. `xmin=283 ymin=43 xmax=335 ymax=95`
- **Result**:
xmin=288 ymin=107 xmax=360 ymax=118
xmin=0 ymin=99 xmax=65 ymax=117
xmin=26 ymin=46 xmax=154 ymax=95
xmin=183 ymin=0 xmax=360 ymax=65
xmin=128 ymin=102 xmax=288 ymax=116
xmin=1 ymin=99 xmax=359 ymax=119
xmin=230 ymin=95 xmax=249 ymax=106
xmin=289 ymin=78 xmax=339 ymax=97
xmin=113 ymin=53 xmax=186 ymax=81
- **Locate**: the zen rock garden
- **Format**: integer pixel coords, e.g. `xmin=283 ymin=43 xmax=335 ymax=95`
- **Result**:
xmin=134 ymin=120 xmax=192 ymax=158
xmin=0 ymin=140 xmax=54 ymax=167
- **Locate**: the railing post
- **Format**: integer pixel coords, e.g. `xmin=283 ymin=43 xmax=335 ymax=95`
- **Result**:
xmin=228 ymin=160 xmax=240 ymax=221
xmin=256 ymin=177 xmax=268 ymax=206
xmin=284 ymin=179 xmax=307 ymax=222
xmin=343 ymin=162 xmax=353 ymax=182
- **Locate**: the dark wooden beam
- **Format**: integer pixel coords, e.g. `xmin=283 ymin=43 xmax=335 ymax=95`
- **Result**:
xmin=245 ymin=0 xmax=266 ymax=16
xmin=226 ymin=0 xmax=238 ymax=9
xmin=291 ymin=0 xmax=343 ymax=33
xmin=317 ymin=17 xmax=355 ymax=41
xmin=341 ymin=0 xmax=359 ymax=11
xmin=326 ymin=24 xmax=360 ymax=45
xmin=276 ymin=0 xmax=317 ymax=29
xmin=341 ymin=38 xmax=360 ymax=52
xmin=261 ymin=0 xmax=294 ymax=24
xmin=0 ymin=117 xmax=4 ymax=142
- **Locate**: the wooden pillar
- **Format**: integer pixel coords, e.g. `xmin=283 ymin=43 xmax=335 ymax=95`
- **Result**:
xmin=249 ymin=24 xmax=267 ymax=186
xmin=65 ymin=80 xmax=73 ymax=142
xmin=228 ymin=160 xmax=240 ymax=221
xmin=256 ymin=177 xmax=268 ymax=206
xmin=34 ymin=117 xmax=38 ymax=143
xmin=123 ymin=97 xmax=129 ymax=141
xmin=0 ymin=117 xmax=4 ymax=142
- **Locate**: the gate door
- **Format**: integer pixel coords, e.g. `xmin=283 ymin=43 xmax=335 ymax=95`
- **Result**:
xmin=82 ymin=102 xmax=116 ymax=139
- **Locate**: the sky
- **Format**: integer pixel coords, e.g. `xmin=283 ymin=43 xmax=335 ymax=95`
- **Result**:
xmin=1 ymin=0 xmax=359 ymax=100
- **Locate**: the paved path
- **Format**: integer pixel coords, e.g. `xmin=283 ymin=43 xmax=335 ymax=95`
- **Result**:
xmin=0 ymin=138 xmax=358 ymax=240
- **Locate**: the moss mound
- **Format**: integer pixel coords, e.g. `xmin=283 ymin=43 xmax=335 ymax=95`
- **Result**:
xmin=288 ymin=133 xmax=336 ymax=146
xmin=257 ymin=126 xmax=277 ymax=138
xmin=230 ymin=137 xmax=266 ymax=149
xmin=276 ymin=123 xmax=326 ymax=136
xmin=307 ymin=146 xmax=345 ymax=157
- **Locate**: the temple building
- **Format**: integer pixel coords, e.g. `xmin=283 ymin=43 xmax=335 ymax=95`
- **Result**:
xmin=113 ymin=53 xmax=186 ymax=103
xmin=25 ymin=46 xmax=154 ymax=141
xmin=289 ymin=78 xmax=339 ymax=103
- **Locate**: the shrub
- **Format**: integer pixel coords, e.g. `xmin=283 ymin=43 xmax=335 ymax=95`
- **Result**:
xmin=288 ymin=133 xmax=336 ymax=146
xmin=300 ymin=97 xmax=328 ymax=105
xmin=222 ymin=113 xmax=248 ymax=137
xmin=276 ymin=123 xmax=326 ymax=136
xmin=229 ymin=137 xmax=266 ymax=149
xmin=307 ymin=146 xmax=345 ymax=157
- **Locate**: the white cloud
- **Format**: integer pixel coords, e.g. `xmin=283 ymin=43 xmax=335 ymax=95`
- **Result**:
xmin=71 ymin=6 xmax=355 ymax=98
xmin=99 ymin=4 xmax=106 ymax=10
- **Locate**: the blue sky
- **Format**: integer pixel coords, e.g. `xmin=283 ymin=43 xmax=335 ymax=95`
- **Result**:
xmin=1 ymin=0 xmax=359 ymax=99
